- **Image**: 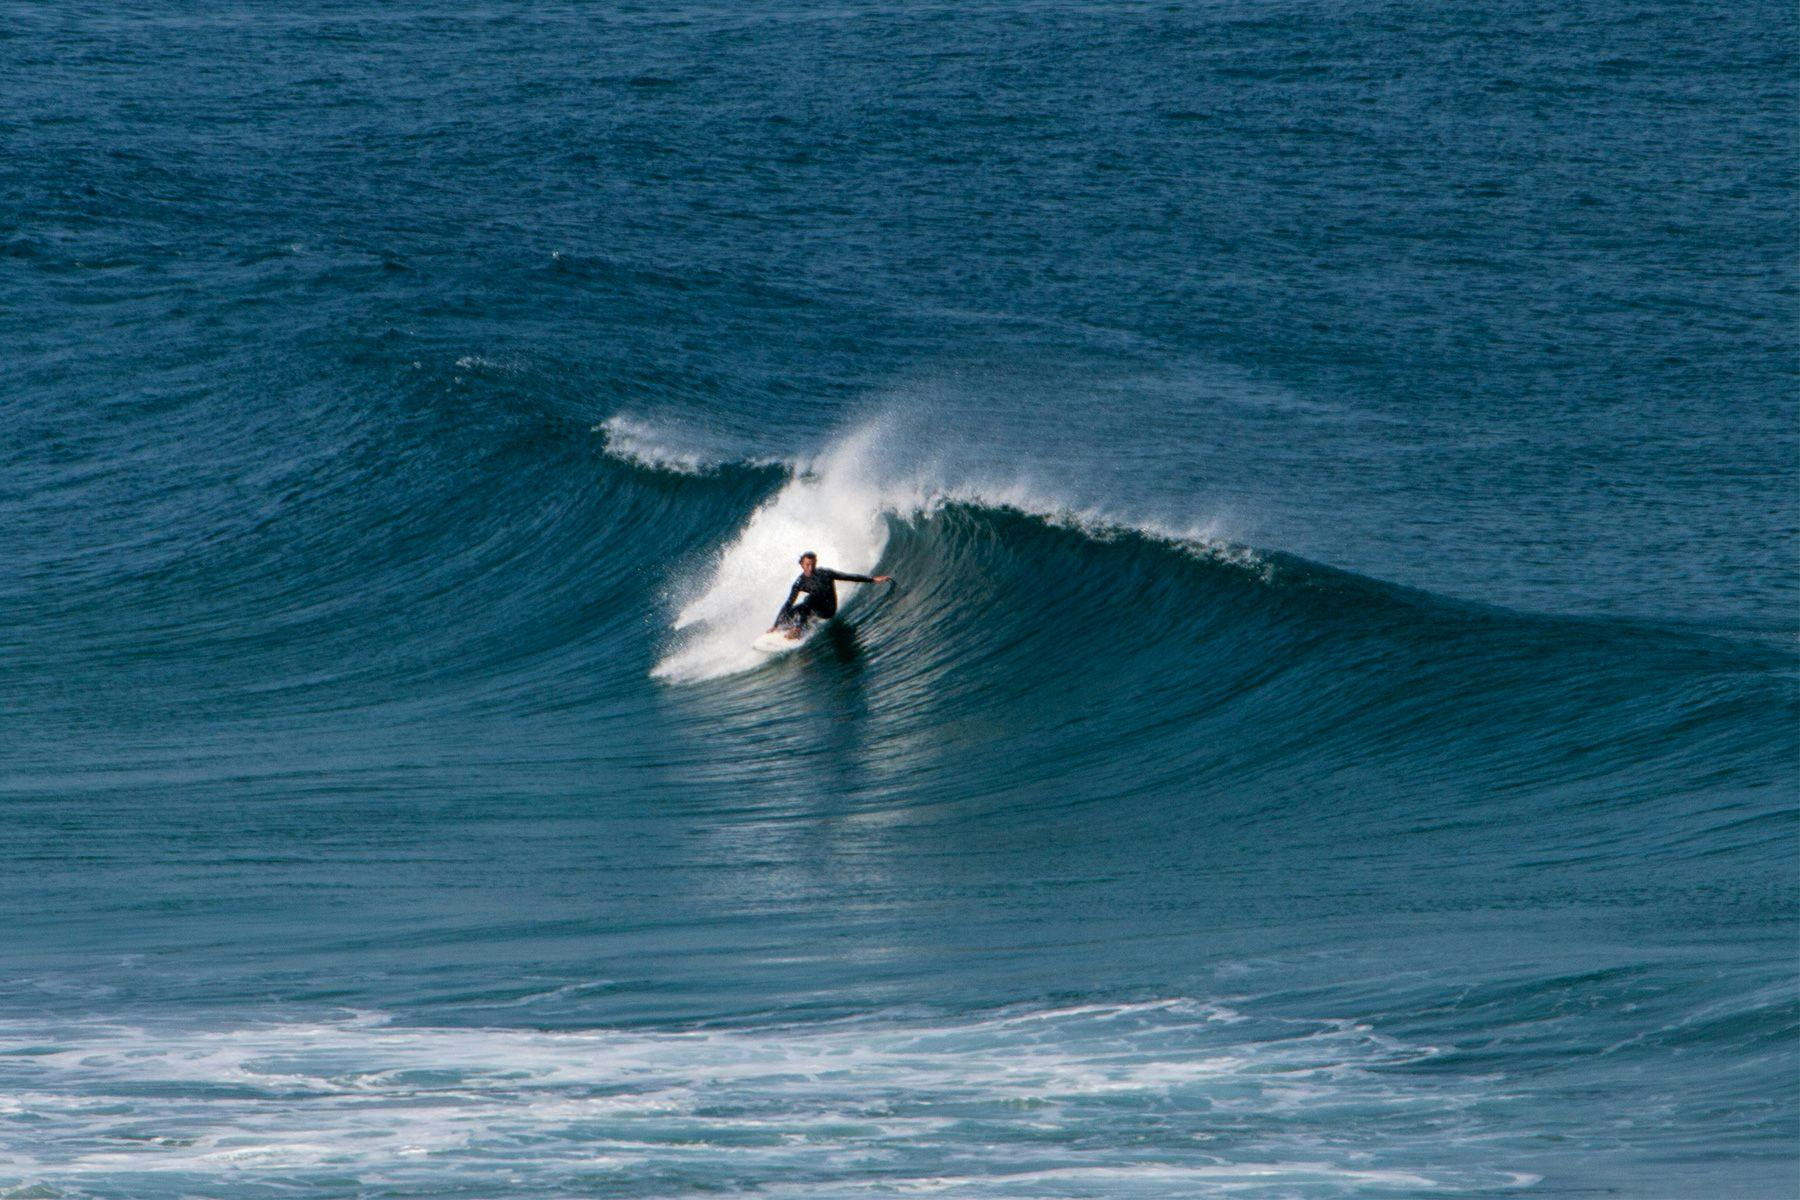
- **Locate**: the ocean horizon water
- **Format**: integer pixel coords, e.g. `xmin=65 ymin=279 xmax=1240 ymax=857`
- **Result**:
xmin=3 ymin=2 xmax=1796 ymax=1197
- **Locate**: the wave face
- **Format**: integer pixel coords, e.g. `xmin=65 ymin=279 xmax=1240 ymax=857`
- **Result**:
xmin=4 ymin=0 xmax=1797 ymax=1197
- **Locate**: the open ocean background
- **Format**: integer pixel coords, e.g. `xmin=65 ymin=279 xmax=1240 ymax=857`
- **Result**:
xmin=3 ymin=2 xmax=1796 ymax=1197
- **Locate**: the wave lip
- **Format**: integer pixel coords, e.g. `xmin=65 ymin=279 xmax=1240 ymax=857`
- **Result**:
xmin=595 ymin=414 xmax=737 ymax=476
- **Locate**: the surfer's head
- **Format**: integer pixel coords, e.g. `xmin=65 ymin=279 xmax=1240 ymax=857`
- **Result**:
xmin=798 ymin=551 xmax=817 ymax=573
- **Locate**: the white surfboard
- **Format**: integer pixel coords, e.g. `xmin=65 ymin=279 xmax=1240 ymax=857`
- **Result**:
xmin=752 ymin=621 xmax=824 ymax=655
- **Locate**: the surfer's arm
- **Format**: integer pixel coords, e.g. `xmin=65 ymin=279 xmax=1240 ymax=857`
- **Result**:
xmin=773 ymin=583 xmax=801 ymax=626
xmin=824 ymin=570 xmax=890 ymax=584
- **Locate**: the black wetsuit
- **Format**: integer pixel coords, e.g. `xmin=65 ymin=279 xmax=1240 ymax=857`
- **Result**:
xmin=775 ymin=568 xmax=876 ymax=628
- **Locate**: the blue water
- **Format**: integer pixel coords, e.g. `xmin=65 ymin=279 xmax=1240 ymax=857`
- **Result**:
xmin=3 ymin=2 xmax=1796 ymax=1196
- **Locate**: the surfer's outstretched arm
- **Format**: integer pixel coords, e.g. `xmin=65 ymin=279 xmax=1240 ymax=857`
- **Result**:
xmin=826 ymin=570 xmax=893 ymax=584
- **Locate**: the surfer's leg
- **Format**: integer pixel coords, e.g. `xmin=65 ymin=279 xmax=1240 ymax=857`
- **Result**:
xmin=783 ymin=597 xmax=814 ymax=634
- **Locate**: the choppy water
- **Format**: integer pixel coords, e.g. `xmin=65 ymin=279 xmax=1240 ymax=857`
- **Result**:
xmin=3 ymin=2 xmax=1796 ymax=1197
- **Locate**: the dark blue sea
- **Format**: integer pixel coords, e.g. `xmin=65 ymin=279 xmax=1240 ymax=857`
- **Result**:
xmin=3 ymin=2 xmax=1796 ymax=1196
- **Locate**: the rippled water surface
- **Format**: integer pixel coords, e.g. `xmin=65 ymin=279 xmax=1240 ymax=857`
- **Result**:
xmin=3 ymin=1 xmax=1796 ymax=1197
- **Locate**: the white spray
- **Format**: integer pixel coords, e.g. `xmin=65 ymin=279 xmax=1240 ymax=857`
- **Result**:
xmin=650 ymin=423 xmax=924 ymax=682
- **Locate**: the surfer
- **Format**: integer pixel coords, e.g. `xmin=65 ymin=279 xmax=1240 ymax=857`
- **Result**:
xmin=770 ymin=551 xmax=892 ymax=638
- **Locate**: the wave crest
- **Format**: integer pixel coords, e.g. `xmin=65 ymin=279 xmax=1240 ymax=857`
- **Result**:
xmin=636 ymin=417 xmax=1261 ymax=682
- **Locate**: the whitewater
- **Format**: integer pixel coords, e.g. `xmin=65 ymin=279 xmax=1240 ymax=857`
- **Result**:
xmin=2 ymin=1001 xmax=1547 ymax=1196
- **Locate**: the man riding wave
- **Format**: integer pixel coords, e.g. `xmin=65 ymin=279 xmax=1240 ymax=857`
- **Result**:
xmin=770 ymin=551 xmax=892 ymax=639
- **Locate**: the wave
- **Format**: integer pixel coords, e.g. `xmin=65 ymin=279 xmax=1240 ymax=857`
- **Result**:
xmin=7 ymin=395 xmax=1791 ymax=835
xmin=642 ymin=417 xmax=1263 ymax=682
xmin=575 ymin=415 xmax=1795 ymax=835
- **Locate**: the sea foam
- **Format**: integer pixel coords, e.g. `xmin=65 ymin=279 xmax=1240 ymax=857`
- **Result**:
xmin=0 ymin=999 xmax=1537 ymax=1198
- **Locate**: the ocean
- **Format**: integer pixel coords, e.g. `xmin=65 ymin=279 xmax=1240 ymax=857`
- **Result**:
xmin=2 ymin=1 xmax=1796 ymax=1196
